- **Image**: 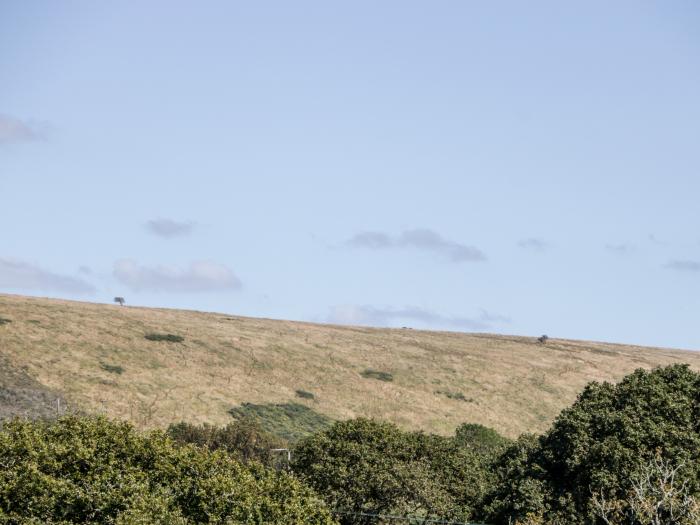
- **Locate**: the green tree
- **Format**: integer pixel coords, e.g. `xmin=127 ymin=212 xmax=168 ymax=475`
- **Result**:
xmin=291 ymin=418 xmax=491 ymax=524
xmin=0 ymin=415 xmax=336 ymax=524
xmin=484 ymin=364 xmax=700 ymax=525
xmin=167 ymin=418 xmax=287 ymax=467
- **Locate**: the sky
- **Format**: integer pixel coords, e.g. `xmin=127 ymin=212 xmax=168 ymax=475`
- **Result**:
xmin=1 ymin=1 xmax=699 ymax=350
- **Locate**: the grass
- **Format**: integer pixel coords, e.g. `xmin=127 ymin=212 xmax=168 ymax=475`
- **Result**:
xmin=144 ymin=333 xmax=184 ymax=343
xmin=361 ymin=369 xmax=393 ymax=382
xmin=0 ymin=293 xmax=699 ymax=438
xmin=228 ymin=402 xmax=333 ymax=442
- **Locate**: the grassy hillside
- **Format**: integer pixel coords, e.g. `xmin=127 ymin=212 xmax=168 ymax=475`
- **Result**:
xmin=1 ymin=293 xmax=698 ymax=438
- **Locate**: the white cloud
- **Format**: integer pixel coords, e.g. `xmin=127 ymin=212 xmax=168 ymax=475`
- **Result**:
xmin=145 ymin=219 xmax=196 ymax=238
xmin=113 ymin=259 xmax=242 ymax=292
xmin=665 ymin=260 xmax=700 ymax=272
xmin=347 ymin=228 xmax=486 ymax=262
xmin=0 ymin=114 xmax=43 ymax=144
xmin=0 ymin=258 xmax=95 ymax=294
xmin=327 ymin=304 xmax=510 ymax=331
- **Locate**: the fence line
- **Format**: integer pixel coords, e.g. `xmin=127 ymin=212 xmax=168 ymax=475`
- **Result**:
xmin=332 ymin=510 xmax=491 ymax=525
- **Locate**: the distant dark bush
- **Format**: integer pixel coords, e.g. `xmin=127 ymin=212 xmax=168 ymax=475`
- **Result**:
xmin=435 ymin=390 xmax=471 ymax=402
xmin=454 ymin=423 xmax=510 ymax=456
xmin=361 ymin=369 xmax=393 ymax=382
xmin=0 ymin=317 xmax=11 ymax=326
xmin=100 ymin=362 xmax=125 ymax=375
xmin=537 ymin=334 xmax=549 ymax=344
xmin=145 ymin=332 xmax=184 ymax=343
xmin=229 ymin=402 xmax=334 ymax=442
xmin=167 ymin=419 xmax=287 ymax=467
xmin=296 ymin=389 xmax=315 ymax=400
xmin=0 ymin=415 xmax=336 ymax=524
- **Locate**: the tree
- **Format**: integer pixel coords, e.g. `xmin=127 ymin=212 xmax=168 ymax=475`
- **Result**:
xmin=0 ymin=415 xmax=336 ymax=524
xmin=167 ymin=418 xmax=287 ymax=467
xmin=484 ymin=364 xmax=700 ymax=525
xmin=291 ymin=418 xmax=491 ymax=524
xmin=114 ymin=296 xmax=125 ymax=306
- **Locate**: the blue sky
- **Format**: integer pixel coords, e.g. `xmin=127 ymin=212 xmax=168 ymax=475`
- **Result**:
xmin=1 ymin=1 xmax=699 ymax=350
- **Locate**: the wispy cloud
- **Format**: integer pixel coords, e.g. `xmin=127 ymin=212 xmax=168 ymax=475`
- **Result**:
xmin=347 ymin=228 xmax=486 ymax=262
xmin=113 ymin=259 xmax=242 ymax=292
xmin=0 ymin=258 xmax=95 ymax=294
xmin=605 ymin=243 xmax=634 ymax=254
xmin=327 ymin=304 xmax=510 ymax=331
xmin=518 ymin=238 xmax=550 ymax=252
xmin=145 ymin=218 xmax=196 ymax=238
xmin=0 ymin=114 xmax=44 ymax=144
xmin=665 ymin=260 xmax=700 ymax=273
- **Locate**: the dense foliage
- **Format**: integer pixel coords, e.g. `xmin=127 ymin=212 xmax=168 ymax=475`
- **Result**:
xmin=228 ymin=402 xmax=334 ymax=442
xmin=484 ymin=364 xmax=700 ymax=524
xmin=0 ymin=416 xmax=335 ymax=524
xmin=167 ymin=418 xmax=287 ymax=467
xmin=291 ymin=418 xmax=502 ymax=524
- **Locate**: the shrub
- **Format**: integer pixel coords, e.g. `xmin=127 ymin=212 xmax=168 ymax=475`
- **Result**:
xmin=167 ymin=418 xmax=287 ymax=467
xmin=144 ymin=332 xmax=184 ymax=343
xmin=100 ymin=362 xmax=125 ymax=375
xmin=361 ymin=369 xmax=393 ymax=382
xmin=0 ymin=415 xmax=336 ymax=524
xmin=0 ymin=317 xmax=11 ymax=326
xmin=435 ymin=390 xmax=472 ymax=402
xmin=229 ymin=402 xmax=334 ymax=442
xmin=296 ymin=390 xmax=315 ymax=400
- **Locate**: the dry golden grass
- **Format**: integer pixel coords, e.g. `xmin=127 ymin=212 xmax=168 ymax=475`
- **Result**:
xmin=1 ymin=293 xmax=698 ymax=438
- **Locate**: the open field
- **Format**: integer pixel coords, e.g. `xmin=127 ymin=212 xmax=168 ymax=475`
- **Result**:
xmin=1 ymin=293 xmax=698 ymax=438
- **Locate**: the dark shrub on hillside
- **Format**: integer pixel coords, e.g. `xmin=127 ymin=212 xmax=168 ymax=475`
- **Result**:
xmin=454 ymin=423 xmax=511 ymax=456
xmin=100 ymin=362 xmax=124 ymax=375
xmin=483 ymin=364 xmax=700 ymax=524
xmin=0 ymin=416 xmax=335 ymax=524
xmin=0 ymin=317 xmax=11 ymax=326
xmin=296 ymin=389 xmax=315 ymax=400
xmin=144 ymin=332 xmax=184 ymax=343
xmin=292 ymin=418 xmax=493 ymax=524
xmin=167 ymin=418 xmax=287 ymax=467
xmin=229 ymin=402 xmax=334 ymax=442
xmin=361 ymin=369 xmax=393 ymax=382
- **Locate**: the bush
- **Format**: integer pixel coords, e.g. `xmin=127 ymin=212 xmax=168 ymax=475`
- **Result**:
xmin=361 ymin=369 xmax=393 ymax=382
xmin=0 ymin=317 xmax=11 ymax=326
xmin=167 ymin=418 xmax=287 ymax=467
xmin=435 ymin=390 xmax=472 ymax=402
xmin=454 ymin=423 xmax=511 ymax=456
xmin=0 ymin=415 xmax=336 ymax=524
xmin=296 ymin=390 xmax=315 ymax=400
xmin=144 ymin=333 xmax=184 ymax=343
xmin=229 ymin=402 xmax=334 ymax=442
xmin=100 ymin=362 xmax=125 ymax=375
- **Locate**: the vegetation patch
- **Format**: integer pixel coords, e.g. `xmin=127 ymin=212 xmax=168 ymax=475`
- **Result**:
xmin=295 ymin=389 xmax=315 ymax=400
xmin=361 ymin=369 xmax=393 ymax=382
xmin=229 ymin=402 xmax=333 ymax=442
xmin=0 ymin=317 xmax=12 ymax=326
xmin=144 ymin=332 xmax=184 ymax=343
xmin=100 ymin=362 xmax=125 ymax=375
xmin=435 ymin=389 xmax=472 ymax=402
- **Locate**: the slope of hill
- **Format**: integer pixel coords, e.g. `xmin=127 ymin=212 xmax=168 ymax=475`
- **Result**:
xmin=0 ymin=293 xmax=698 ymax=438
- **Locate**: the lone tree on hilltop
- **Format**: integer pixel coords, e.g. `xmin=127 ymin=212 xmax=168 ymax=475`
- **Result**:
xmin=537 ymin=334 xmax=549 ymax=344
xmin=113 ymin=297 xmax=125 ymax=306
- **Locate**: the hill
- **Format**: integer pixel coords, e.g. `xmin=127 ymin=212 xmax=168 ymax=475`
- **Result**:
xmin=1 ymin=293 xmax=698 ymax=438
